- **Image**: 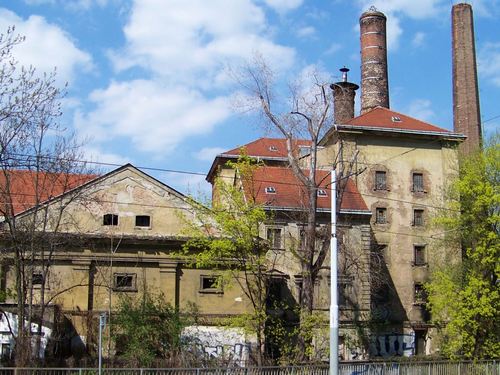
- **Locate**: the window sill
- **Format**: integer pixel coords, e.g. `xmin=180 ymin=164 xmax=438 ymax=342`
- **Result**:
xmin=199 ymin=289 xmax=223 ymax=295
xmin=134 ymin=226 xmax=152 ymax=230
xmin=412 ymin=263 xmax=428 ymax=268
xmin=113 ymin=288 xmax=138 ymax=292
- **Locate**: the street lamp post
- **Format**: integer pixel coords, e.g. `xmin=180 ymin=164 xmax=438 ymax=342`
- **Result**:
xmin=330 ymin=169 xmax=338 ymax=375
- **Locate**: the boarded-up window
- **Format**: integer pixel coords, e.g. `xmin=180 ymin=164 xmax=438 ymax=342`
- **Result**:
xmin=412 ymin=173 xmax=424 ymax=192
xmin=375 ymin=171 xmax=387 ymax=190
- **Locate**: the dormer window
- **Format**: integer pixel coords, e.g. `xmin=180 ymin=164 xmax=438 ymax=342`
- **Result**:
xmin=265 ymin=186 xmax=276 ymax=194
xmin=269 ymin=145 xmax=278 ymax=152
xmin=317 ymin=189 xmax=328 ymax=197
xmin=391 ymin=116 xmax=402 ymax=123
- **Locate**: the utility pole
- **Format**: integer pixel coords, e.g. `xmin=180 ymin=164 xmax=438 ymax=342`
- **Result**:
xmin=330 ymin=169 xmax=338 ymax=375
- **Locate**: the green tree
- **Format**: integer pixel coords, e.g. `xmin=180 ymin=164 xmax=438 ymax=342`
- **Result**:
xmin=112 ymin=291 xmax=188 ymax=367
xmin=426 ymin=136 xmax=499 ymax=359
xmin=183 ymin=154 xmax=272 ymax=366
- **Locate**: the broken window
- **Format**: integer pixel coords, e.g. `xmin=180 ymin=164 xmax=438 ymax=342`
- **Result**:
xmin=414 ymin=283 xmax=427 ymax=304
xmin=135 ymin=215 xmax=151 ymax=228
xmin=375 ymin=171 xmax=387 ymax=190
xmin=414 ymin=245 xmax=426 ymax=266
xmin=103 ymin=213 xmax=118 ymax=226
xmin=267 ymin=227 xmax=283 ymax=249
xmin=412 ymin=173 xmax=424 ymax=192
xmin=413 ymin=209 xmax=424 ymax=226
xmin=113 ymin=273 xmax=136 ymax=291
xmin=375 ymin=207 xmax=387 ymax=224
xmin=199 ymin=275 xmax=223 ymax=293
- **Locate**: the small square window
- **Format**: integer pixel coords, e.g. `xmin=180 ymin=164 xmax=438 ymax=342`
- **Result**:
xmin=103 ymin=214 xmax=118 ymax=226
xmin=414 ymin=283 xmax=427 ymax=304
xmin=413 ymin=209 xmax=424 ymax=226
xmin=412 ymin=173 xmax=424 ymax=192
xmin=299 ymin=146 xmax=311 ymax=157
xmin=375 ymin=171 xmax=387 ymax=190
xmin=269 ymin=145 xmax=278 ymax=152
xmin=375 ymin=207 xmax=387 ymax=224
xmin=267 ymin=227 xmax=283 ymax=249
xmin=135 ymin=215 xmax=151 ymax=227
xmin=414 ymin=245 xmax=426 ymax=266
xmin=113 ymin=273 xmax=136 ymax=291
xmin=32 ymin=272 xmax=43 ymax=285
xmin=317 ymin=189 xmax=328 ymax=197
xmin=199 ymin=275 xmax=223 ymax=294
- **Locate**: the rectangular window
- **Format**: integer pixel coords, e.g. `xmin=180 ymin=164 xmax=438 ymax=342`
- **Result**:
xmin=375 ymin=171 xmax=387 ymax=190
xmin=103 ymin=214 xmax=118 ymax=226
xmin=32 ymin=272 xmax=43 ymax=285
xmin=375 ymin=207 xmax=387 ymax=224
xmin=414 ymin=283 xmax=427 ymax=304
xmin=113 ymin=273 xmax=137 ymax=292
xmin=135 ymin=215 xmax=151 ymax=228
xmin=339 ymin=277 xmax=353 ymax=309
xmin=412 ymin=173 xmax=424 ymax=192
xmin=199 ymin=275 xmax=223 ymax=294
xmin=317 ymin=189 xmax=328 ymax=197
xmin=414 ymin=245 xmax=426 ymax=266
xmin=267 ymin=227 xmax=283 ymax=249
xmin=413 ymin=209 xmax=424 ymax=226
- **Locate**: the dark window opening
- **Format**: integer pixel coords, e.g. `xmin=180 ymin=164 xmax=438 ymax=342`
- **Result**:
xmin=200 ymin=275 xmax=222 ymax=293
xmin=375 ymin=171 xmax=387 ymax=190
xmin=32 ymin=273 xmax=43 ymax=285
xmin=113 ymin=273 xmax=136 ymax=291
xmin=412 ymin=173 xmax=424 ymax=192
xmin=414 ymin=283 xmax=427 ymax=304
xmin=414 ymin=245 xmax=426 ymax=266
xmin=317 ymin=189 xmax=328 ymax=197
xmin=413 ymin=209 xmax=424 ymax=226
xmin=135 ymin=215 xmax=151 ymax=227
xmin=375 ymin=207 xmax=387 ymax=224
xmin=103 ymin=214 xmax=118 ymax=226
xmin=414 ymin=330 xmax=427 ymax=355
xmin=265 ymin=186 xmax=276 ymax=194
xmin=267 ymin=227 xmax=283 ymax=249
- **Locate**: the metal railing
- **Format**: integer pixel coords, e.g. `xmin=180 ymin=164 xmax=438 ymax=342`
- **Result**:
xmin=0 ymin=361 xmax=498 ymax=375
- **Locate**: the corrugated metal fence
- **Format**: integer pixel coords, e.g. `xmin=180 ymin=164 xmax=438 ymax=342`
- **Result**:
xmin=0 ymin=361 xmax=498 ymax=375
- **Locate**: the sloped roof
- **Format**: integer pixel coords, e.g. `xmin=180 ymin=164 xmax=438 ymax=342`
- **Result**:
xmin=245 ymin=166 xmax=369 ymax=213
xmin=223 ymin=137 xmax=312 ymax=159
xmin=0 ymin=170 xmax=96 ymax=216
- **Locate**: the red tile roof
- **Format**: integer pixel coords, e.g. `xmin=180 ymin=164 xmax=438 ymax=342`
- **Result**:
xmin=223 ymin=138 xmax=312 ymax=159
xmin=0 ymin=170 xmax=96 ymax=216
xmin=345 ymin=107 xmax=451 ymax=133
xmin=245 ymin=166 xmax=368 ymax=212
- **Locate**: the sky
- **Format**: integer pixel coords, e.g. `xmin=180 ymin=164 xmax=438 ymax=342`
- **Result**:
xmin=2 ymin=0 xmax=499 ymax=196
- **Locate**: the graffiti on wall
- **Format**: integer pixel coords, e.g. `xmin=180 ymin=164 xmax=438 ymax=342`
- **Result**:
xmin=369 ymin=333 xmax=415 ymax=357
xmin=182 ymin=326 xmax=253 ymax=366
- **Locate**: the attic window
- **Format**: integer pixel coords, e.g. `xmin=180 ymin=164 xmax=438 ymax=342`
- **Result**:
xmin=265 ymin=186 xmax=276 ymax=194
xmin=391 ymin=116 xmax=402 ymax=123
xmin=135 ymin=215 xmax=151 ymax=228
xmin=103 ymin=214 xmax=118 ymax=226
xmin=317 ymin=189 xmax=328 ymax=197
xmin=299 ymin=146 xmax=311 ymax=157
xmin=269 ymin=146 xmax=278 ymax=152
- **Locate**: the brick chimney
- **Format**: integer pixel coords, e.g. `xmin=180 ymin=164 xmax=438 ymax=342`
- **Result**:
xmin=452 ymin=3 xmax=482 ymax=155
xmin=331 ymin=67 xmax=359 ymax=124
xmin=360 ymin=7 xmax=389 ymax=114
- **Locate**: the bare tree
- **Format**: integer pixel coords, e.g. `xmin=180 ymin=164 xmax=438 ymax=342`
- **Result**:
xmin=0 ymin=27 xmax=93 ymax=366
xmin=232 ymin=56 xmax=361 ymax=358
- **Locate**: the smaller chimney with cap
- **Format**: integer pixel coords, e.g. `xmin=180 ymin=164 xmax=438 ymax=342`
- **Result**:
xmin=330 ymin=67 xmax=359 ymax=124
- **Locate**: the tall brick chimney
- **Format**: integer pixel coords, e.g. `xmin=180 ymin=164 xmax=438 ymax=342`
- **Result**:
xmin=331 ymin=67 xmax=359 ymax=124
xmin=452 ymin=3 xmax=482 ymax=155
xmin=360 ymin=7 xmax=389 ymax=114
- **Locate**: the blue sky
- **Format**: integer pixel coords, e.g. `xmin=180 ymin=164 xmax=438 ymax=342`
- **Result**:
xmin=2 ymin=0 xmax=499 ymax=195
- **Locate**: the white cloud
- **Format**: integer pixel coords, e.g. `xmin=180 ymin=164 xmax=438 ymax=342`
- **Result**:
xmin=324 ymin=42 xmax=342 ymax=56
xmin=161 ymin=171 xmax=211 ymax=198
xmin=358 ymin=0 xmax=444 ymax=20
xmin=82 ymin=146 xmax=130 ymax=167
xmin=110 ymin=0 xmax=295 ymax=86
xmin=262 ymin=0 xmax=303 ymax=13
xmin=194 ymin=147 xmax=227 ymax=162
xmin=296 ymin=26 xmax=316 ymax=38
xmin=0 ymin=8 xmax=92 ymax=83
xmin=406 ymin=99 xmax=435 ymax=122
xmin=412 ymin=32 xmax=426 ymax=48
xmin=478 ymin=42 xmax=500 ymax=87
xmin=74 ymin=80 xmax=231 ymax=156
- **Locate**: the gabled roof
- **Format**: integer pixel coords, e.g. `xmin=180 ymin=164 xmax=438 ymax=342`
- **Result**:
xmin=245 ymin=166 xmax=369 ymax=214
xmin=207 ymin=138 xmax=312 ymax=182
xmin=321 ymin=107 xmax=465 ymax=144
xmin=0 ymin=170 xmax=97 ymax=216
